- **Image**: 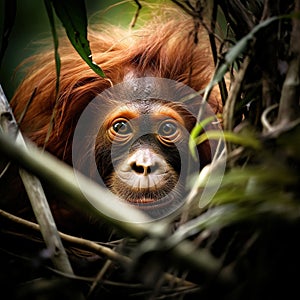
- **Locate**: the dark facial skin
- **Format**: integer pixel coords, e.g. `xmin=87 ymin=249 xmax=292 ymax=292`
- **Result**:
xmin=93 ymin=99 xmax=198 ymax=217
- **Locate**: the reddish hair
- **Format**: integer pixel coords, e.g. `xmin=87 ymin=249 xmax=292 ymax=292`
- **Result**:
xmin=11 ymin=6 xmax=221 ymax=165
xmin=3 ymin=5 xmax=225 ymax=239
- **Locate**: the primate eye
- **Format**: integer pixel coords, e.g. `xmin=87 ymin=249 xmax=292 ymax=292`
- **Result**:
xmin=112 ymin=119 xmax=132 ymax=135
xmin=158 ymin=121 xmax=178 ymax=137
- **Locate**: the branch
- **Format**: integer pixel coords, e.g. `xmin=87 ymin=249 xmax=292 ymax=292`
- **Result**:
xmin=0 ymin=85 xmax=74 ymax=276
xmin=0 ymin=209 xmax=130 ymax=265
xmin=0 ymin=209 xmax=198 ymax=289
xmin=0 ymin=129 xmax=226 ymax=282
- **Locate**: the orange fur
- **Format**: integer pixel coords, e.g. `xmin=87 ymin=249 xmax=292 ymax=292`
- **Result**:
xmin=11 ymin=7 xmax=221 ymax=160
xmin=7 ymin=6 xmax=222 ymax=236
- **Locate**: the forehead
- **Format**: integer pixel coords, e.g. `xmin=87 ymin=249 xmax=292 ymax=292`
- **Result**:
xmin=108 ymin=100 xmax=186 ymax=126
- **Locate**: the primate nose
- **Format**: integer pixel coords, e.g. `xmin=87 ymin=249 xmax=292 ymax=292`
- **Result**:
xmin=131 ymin=161 xmax=159 ymax=175
xmin=129 ymin=149 xmax=165 ymax=176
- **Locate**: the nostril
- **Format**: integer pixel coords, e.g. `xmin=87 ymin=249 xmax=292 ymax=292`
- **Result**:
xmin=131 ymin=162 xmax=161 ymax=175
xmin=128 ymin=150 xmax=166 ymax=176
xmin=131 ymin=163 xmax=146 ymax=174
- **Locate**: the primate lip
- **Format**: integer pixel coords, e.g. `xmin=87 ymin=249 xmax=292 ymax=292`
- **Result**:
xmin=118 ymin=170 xmax=168 ymax=190
xmin=126 ymin=197 xmax=158 ymax=204
xmin=107 ymin=171 xmax=179 ymax=204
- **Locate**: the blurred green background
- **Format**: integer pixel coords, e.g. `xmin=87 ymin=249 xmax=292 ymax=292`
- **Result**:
xmin=0 ymin=0 xmax=140 ymax=100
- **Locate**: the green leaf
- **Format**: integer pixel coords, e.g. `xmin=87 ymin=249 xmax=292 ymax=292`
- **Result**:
xmin=189 ymin=116 xmax=216 ymax=159
xmin=50 ymin=0 xmax=105 ymax=78
xmin=196 ymin=130 xmax=261 ymax=149
xmin=44 ymin=0 xmax=60 ymax=96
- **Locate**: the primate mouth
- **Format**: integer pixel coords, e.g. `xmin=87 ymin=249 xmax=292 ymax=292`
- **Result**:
xmin=117 ymin=171 xmax=169 ymax=190
xmin=114 ymin=186 xmax=173 ymax=204
xmin=126 ymin=196 xmax=158 ymax=204
xmin=107 ymin=173 xmax=179 ymax=205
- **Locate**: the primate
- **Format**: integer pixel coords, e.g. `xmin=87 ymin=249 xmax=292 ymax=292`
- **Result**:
xmin=1 ymin=6 xmax=222 ymax=238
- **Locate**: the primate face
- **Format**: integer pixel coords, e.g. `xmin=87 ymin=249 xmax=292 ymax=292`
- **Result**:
xmin=94 ymin=99 xmax=198 ymax=216
xmin=71 ymin=76 xmax=219 ymax=220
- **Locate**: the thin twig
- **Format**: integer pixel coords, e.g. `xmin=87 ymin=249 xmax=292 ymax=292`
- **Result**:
xmin=88 ymin=259 xmax=113 ymax=298
xmin=261 ymin=103 xmax=279 ymax=132
xmin=171 ymin=0 xmax=198 ymax=18
xmin=130 ymin=0 xmax=142 ymax=28
xmin=0 ymin=209 xmax=199 ymax=289
xmin=0 ymin=209 xmax=130 ymax=265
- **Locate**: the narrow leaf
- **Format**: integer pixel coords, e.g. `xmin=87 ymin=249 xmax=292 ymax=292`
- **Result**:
xmin=50 ymin=0 xmax=105 ymax=78
xmin=202 ymin=16 xmax=279 ymax=102
xmin=196 ymin=130 xmax=261 ymax=149
xmin=189 ymin=116 xmax=215 ymax=159
xmin=44 ymin=0 xmax=60 ymax=96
